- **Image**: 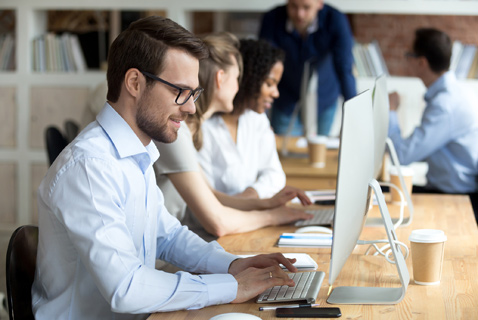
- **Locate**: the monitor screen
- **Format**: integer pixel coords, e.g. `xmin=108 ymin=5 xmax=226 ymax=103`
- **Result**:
xmin=328 ymin=89 xmax=374 ymax=286
xmin=372 ymin=75 xmax=390 ymax=180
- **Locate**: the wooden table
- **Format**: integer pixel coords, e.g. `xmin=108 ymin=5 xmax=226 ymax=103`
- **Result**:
xmin=149 ymin=194 xmax=478 ymax=319
xmin=276 ymin=135 xmax=339 ymax=190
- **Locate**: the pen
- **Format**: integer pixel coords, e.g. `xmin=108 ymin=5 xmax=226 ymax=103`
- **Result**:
xmin=259 ymin=303 xmax=319 ymax=311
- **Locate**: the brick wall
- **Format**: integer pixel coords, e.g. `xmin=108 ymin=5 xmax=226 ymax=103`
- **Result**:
xmin=349 ymin=14 xmax=478 ymax=76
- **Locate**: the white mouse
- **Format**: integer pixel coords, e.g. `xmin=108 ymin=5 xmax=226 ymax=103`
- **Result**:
xmin=295 ymin=226 xmax=333 ymax=234
xmin=209 ymin=312 xmax=262 ymax=320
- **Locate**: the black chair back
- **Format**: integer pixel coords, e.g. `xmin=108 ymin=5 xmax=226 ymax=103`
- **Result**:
xmin=45 ymin=126 xmax=68 ymax=166
xmin=6 ymin=225 xmax=38 ymax=320
xmin=64 ymin=119 xmax=80 ymax=143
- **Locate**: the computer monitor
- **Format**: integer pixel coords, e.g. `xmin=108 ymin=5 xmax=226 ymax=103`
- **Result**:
xmin=372 ymin=75 xmax=390 ymax=180
xmin=367 ymin=75 xmax=414 ymax=227
xmin=327 ymin=90 xmax=409 ymax=304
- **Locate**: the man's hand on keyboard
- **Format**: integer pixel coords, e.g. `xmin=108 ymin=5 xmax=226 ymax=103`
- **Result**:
xmin=228 ymin=252 xmax=298 ymax=275
xmin=231 ymin=266 xmax=295 ymax=303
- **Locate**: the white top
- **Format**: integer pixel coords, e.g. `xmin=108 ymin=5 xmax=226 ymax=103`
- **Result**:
xmin=32 ymin=104 xmax=238 ymax=320
xmin=198 ymin=110 xmax=286 ymax=198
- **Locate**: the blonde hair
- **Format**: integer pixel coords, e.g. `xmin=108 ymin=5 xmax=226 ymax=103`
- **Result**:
xmin=188 ymin=32 xmax=243 ymax=150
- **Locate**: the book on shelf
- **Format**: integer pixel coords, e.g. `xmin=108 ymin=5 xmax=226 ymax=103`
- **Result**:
xmin=468 ymin=52 xmax=478 ymax=79
xmin=450 ymin=41 xmax=478 ymax=80
xmin=0 ymin=33 xmax=15 ymax=71
xmin=32 ymin=33 xmax=88 ymax=72
xmin=450 ymin=40 xmax=463 ymax=72
xmin=455 ymin=44 xmax=477 ymax=79
xmin=353 ymin=40 xmax=389 ymax=78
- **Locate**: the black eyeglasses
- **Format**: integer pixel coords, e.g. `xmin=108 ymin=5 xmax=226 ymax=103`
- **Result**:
xmin=140 ymin=71 xmax=204 ymax=105
xmin=404 ymin=52 xmax=419 ymax=59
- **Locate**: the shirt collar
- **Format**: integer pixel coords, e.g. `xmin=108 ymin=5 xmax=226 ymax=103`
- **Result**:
xmin=424 ymin=71 xmax=456 ymax=102
xmin=286 ymin=15 xmax=319 ymax=35
xmin=97 ymin=103 xmax=160 ymax=170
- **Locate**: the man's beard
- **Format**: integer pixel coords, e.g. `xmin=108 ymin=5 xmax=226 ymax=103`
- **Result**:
xmin=136 ymin=97 xmax=179 ymax=144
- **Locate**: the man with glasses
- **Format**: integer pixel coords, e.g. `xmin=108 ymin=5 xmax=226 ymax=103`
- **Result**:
xmin=388 ymin=28 xmax=478 ymax=221
xmin=32 ymin=16 xmax=298 ymax=320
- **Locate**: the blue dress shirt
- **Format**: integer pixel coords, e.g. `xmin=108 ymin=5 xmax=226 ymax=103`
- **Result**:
xmin=388 ymin=71 xmax=478 ymax=193
xmin=259 ymin=4 xmax=356 ymax=117
xmin=32 ymin=103 xmax=239 ymax=320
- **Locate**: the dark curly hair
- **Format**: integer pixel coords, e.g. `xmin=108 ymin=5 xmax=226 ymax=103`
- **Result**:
xmin=232 ymin=39 xmax=285 ymax=115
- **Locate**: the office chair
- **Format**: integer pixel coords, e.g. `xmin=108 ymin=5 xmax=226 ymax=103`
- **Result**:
xmin=45 ymin=126 xmax=68 ymax=166
xmin=64 ymin=119 xmax=80 ymax=143
xmin=5 ymin=225 xmax=39 ymax=320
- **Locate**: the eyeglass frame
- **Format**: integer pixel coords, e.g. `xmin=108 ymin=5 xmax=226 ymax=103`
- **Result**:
xmin=140 ymin=70 xmax=204 ymax=105
xmin=404 ymin=51 xmax=420 ymax=59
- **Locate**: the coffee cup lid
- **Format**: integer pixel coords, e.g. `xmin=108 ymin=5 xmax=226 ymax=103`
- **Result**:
xmin=307 ymin=135 xmax=327 ymax=144
xmin=389 ymin=165 xmax=414 ymax=176
xmin=409 ymin=229 xmax=447 ymax=243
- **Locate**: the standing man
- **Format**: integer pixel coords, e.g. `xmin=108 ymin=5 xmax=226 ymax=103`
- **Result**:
xmin=259 ymin=0 xmax=356 ymax=136
xmin=388 ymin=28 xmax=478 ymax=219
xmin=32 ymin=16 xmax=297 ymax=320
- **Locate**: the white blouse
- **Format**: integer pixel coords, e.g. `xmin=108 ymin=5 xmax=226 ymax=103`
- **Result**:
xmin=198 ymin=110 xmax=286 ymax=198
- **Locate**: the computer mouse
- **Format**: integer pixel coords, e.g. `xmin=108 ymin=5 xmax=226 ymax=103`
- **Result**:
xmin=295 ymin=226 xmax=333 ymax=234
xmin=209 ymin=312 xmax=262 ymax=320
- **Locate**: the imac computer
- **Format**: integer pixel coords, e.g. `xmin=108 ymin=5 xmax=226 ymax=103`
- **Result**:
xmin=326 ymin=90 xmax=409 ymax=304
xmin=367 ymin=75 xmax=414 ymax=227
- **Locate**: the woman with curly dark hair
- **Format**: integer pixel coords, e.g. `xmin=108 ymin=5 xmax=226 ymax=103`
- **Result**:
xmin=198 ymin=39 xmax=288 ymax=200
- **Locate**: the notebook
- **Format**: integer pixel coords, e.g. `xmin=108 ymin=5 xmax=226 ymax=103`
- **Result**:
xmin=278 ymin=233 xmax=332 ymax=248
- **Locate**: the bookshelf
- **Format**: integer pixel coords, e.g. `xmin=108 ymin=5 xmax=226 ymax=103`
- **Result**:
xmin=1 ymin=0 xmax=478 ymax=230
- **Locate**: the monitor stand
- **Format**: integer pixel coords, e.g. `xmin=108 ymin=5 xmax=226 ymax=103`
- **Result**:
xmin=327 ymin=179 xmax=410 ymax=304
xmin=366 ymin=137 xmax=414 ymax=227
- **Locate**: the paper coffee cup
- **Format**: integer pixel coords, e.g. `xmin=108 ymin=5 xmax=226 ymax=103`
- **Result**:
xmin=389 ymin=166 xmax=414 ymax=203
xmin=409 ymin=229 xmax=447 ymax=285
xmin=307 ymin=135 xmax=327 ymax=168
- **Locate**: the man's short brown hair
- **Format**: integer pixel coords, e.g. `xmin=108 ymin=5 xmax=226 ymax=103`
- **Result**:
xmin=106 ymin=16 xmax=208 ymax=102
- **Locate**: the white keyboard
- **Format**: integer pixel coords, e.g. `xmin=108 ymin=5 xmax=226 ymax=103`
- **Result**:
xmin=256 ymin=271 xmax=325 ymax=303
xmin=295 ymin=208 xmax=335 ymax=226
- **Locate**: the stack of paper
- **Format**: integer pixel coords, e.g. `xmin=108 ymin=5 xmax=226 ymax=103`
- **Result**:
xmin=278 ymin=233 xmax=332 ymax=248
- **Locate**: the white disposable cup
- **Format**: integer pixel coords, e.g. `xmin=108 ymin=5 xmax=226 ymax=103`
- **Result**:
xmin=409 ymin=229 xmax=447 ymax=285
xmin=307 ymin=135 xmax=327 ymax=168
xmin=389 ymin=166 xmax=414 ymax=203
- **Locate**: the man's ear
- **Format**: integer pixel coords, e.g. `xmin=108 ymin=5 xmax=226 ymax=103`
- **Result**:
xmin=418 ymin=56 xmax=429 ymax=69
xmin=215 ymin=69 xmax=225 ymax=89
xmin=123 ymin=68 xmax=142 ymax=99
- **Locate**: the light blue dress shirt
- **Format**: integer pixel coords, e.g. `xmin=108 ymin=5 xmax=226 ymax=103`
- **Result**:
xmin=32 ymin=103 xmax=239 ymax=320
xmin=388 ymin=71 xmax=478 ymax=193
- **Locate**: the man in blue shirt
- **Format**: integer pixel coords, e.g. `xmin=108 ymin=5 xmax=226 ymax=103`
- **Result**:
xmin=32 ymin=16 xmax=298 ymax=320
xmin=388 ymin=28 xmax=478 ymax=219
xmin=259 ymin=0 xmax=356 ymax=136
